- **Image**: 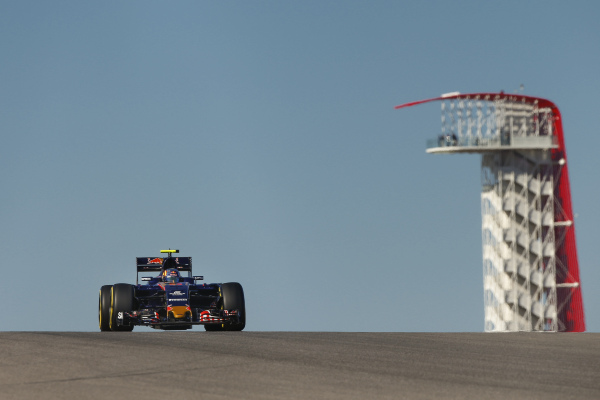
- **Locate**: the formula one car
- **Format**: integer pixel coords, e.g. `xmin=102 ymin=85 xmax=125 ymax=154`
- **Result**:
xmin=98 ymin=249 xmax=245 ymax=331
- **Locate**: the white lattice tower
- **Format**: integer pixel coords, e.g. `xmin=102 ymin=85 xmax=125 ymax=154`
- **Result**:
xmin=396 ymin=92 xmax=585 ymax=332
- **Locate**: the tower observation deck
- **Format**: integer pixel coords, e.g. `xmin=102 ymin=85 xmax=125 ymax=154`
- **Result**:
xmin=396 ymin=92 xmax=585 ymax=332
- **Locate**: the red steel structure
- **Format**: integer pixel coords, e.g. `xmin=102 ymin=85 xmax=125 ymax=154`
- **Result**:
xmin=397 ymin=92 xmax=585 ymax=332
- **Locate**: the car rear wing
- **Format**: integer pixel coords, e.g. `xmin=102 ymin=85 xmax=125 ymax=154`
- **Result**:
xmin=136 ymin=257 xmax=192 ymax=273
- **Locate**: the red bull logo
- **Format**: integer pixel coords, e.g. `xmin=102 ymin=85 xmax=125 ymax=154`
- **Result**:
xmin=147 ymin=258 xmax=163 ymax=264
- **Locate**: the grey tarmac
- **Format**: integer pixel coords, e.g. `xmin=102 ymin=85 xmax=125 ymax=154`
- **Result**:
xmin=0 ymin=331 xmax=598 ymax=399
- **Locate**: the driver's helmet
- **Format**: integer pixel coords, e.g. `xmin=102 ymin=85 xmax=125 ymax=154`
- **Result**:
xmin=164 ymin=268 xmax=180 ymax=283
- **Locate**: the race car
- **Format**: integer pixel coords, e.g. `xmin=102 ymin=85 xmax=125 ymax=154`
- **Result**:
xmin=98 ymin=249 xmax=245 ymax=331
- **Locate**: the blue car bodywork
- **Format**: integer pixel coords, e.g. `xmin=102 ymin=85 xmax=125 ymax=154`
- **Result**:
xmin=99 ymin=250 xmax=245 ymax=331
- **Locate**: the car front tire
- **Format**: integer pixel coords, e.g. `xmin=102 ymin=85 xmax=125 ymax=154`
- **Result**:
xmin=204 ymin=282 xmax=246 ymax=332
xmin=221 ymin=282 xmax=246 ymax=331
xmin=110 ymin=283 xmax=135 ymax=332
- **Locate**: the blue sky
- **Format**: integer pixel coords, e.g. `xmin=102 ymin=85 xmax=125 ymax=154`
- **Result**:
xmin=2 ymin=1 xmax=599 ymax=332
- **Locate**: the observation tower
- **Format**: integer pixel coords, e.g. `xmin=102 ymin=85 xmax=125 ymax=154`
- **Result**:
xmin=396 ymin=92 xmax=585 ymax=332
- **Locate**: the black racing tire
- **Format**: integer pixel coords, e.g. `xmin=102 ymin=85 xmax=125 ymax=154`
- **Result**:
xmin=204 ymin=282 xmax=246 ymax=332
xmin=222 ymin=282 xmax=246 ymax=331
xmin=110 ymin=283 xmax=135 ymax=332
xmin=99 ymin=285 xmax=112 ymax=332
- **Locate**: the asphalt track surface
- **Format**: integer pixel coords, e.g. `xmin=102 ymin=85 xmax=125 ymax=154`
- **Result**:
xmin=1 ymin=332 xmax=599 ymax=399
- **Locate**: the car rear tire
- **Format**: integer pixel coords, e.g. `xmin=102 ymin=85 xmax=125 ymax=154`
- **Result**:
xmin=110 ymin=283 xmax=135 ymax=332
xmin=99 ymin=285 xmax=112 ymax=332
